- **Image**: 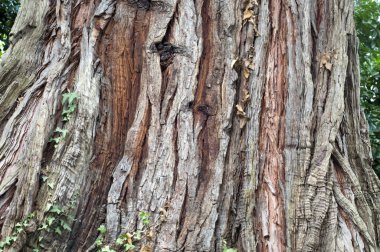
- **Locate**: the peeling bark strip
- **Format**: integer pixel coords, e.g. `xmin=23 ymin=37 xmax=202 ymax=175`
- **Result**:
xmin=0 ymin=0 xmax=379 ymax=251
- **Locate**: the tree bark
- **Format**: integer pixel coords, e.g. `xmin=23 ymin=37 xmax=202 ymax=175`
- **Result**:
xmin=0 ymin=0 xmax=379 ymax=251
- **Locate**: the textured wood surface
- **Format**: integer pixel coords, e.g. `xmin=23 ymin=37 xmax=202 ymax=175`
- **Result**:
xmin=0 ymin=0 xmax=379 ymax=251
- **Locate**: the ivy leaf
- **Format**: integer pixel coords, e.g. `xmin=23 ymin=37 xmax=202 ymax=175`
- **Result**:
xmin=97 ymin=224 xmax=106 ymax=235
xmin=38 ymin=223 xmax=48 ymax=230
xmin=62 ymin=92 xmax=78 ymax=106
xmin=100 ymin=245 xmax=116 ymax=252
xmin=45 ymin=202 xmax=53 ymax=211
xmin=49 ymin=205 xmax=63 ymax=214
xmin=47 ymin=216 xmax=55 ymax=226
xmin=47 ymin=181 xmax=55 ymax=189
xmin=4 ymin=236 xmax=16 ymax=245
xmin=55 ymin=227 xmax=62 ymax=235
xmin=115 ymin=237 xmax=124 ymax=245
xmin=54 ymin=128 xmax=68 ymax=140
xmin=95 ymin=237 xmax=103 ymax=246
xmin=124 ymin=243 xmax=135 ymax=251
xmin=133 ymin=230 xmax=142 ymax=241
xmin=49 ymin=137 xmax=59 ymax=144
xmin=138 ymin=211 xmax=151 ymax=225
xmin=222 ymin=240 xmax=237 ymax=252
xmin=60 ymin=220 xmax=71 ymax=231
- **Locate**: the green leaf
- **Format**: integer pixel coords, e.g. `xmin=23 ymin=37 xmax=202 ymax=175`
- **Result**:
xmin=222 ymin=240 xmax=237 ymax=252
xmin=49 ymin=205 xmax=63 ymax=214
xmin=138 ymin=211 xmax=151 ymax=225
xmin=133 ymin=230 xmax=142 ymax=241
xmin=15 ymin=225 xmax=23 ymax=233
xmin=62 ymin=92 xmax=78 ymax=106
xmin=49 ymin=137 xmax=59 ymax=143
xmin=124 ymin=243 xmax=135 ymax=251
xmin=97 ymin=224 xmax=106 ymax=235
xmin=47 ymin=181 xmax=55 ymax=189
xmin=115 ymin=237 xmax=124 ymax=245
xmin=54 ymin=128 xmax=68 ymax=139
xmin=47 ymin=216 xmax=55 ymax=226
xmin=55 ymin=227 xmax=62 ymax=235
xmin=224 ymin=249 xmax=237 ymax=252
xmin=60 ymin=220 xmax=72 ymax=231
xmin=45 ymin=202 xmax=53 ymax=211
xmin=95 ymin=237 xmax=103 ymax=246
xmin=38 ymin=223 xmax=48 ymax=230
xmin=100 ymin=245 xmax=116 ymax=252
xmin=4 ymin=236 xmax=16 ymax=245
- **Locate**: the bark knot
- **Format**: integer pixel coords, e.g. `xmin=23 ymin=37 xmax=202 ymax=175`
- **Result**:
xmin=127 ymin=0 xmax=172 ymax=12
xmin=150 ymin=42 xmax=188 ymax=67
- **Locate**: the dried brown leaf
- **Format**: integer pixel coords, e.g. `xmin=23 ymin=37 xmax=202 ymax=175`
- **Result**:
xmin=243 ymin=68 xmax=250 ymax=79
xmin=242 ymin=89 xmax=251 ymax=103
xmin=236 ymin=104 xmax=245 ymax=115
xmin=147 ymin=229 xmax=154 ymax=241
xmin=243 ymin=9 xmax=253 ymax=20
xmin=239 ymin=118 xmax=247 ymax=129
xmin=320 ymin=53 xmax=331 ymax=68
xmin=140 ymin=245 xmax=152 ymax=252
xmin=126 ymin=233 xmax=133 ymax=245
xmin=325 ymin=62 xmax=332 ymax=71
xmin=248 ymin=62 xmax=255 ymax=70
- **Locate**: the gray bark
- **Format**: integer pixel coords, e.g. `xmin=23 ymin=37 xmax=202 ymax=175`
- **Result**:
xmin=0 ymin=0 xmax=379 ymax=251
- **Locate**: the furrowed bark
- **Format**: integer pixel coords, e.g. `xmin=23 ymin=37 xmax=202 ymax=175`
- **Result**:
xmin=0 ymin=0 xmax=379 ymax=251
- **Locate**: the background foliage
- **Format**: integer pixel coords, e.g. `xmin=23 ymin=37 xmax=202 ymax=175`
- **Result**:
xmin=0 ymin=0 xmax=19 ymax=57
xmin=0 ymin=0 xmax=379 ymax=176
xmin=355 ymin=0 xmax=380 ymax=176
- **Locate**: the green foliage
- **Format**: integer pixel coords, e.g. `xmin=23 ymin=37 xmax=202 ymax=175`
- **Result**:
xmin=49 ymin=127 xmax=68 ymax=147
xmin=0 ymin=0 xmax=19 ymax=50
xmin=0 ymin=213 xmax=34 ymax=251
xmin=96 ymin=211 xmax=153 ymax=252
xmin=99 ymin=246 xmax=116 ymax=252
xmin=33 ymin=199 xmax=76 ymax=250
xmin=98 ymin=225 xmax=107 ymax=235
xmin=355 ymin=0 xmax=380 ymax=176
xmin=0 ymin=40 xmax=5 ymax=58
xmin=115 ymin=233 xmax=135 ymax=251
xmin=138 ymin=211 xmax=151 ymax=226
xmin=96 ymin=224 xmax=107 ymax=246
xmin=62 ymin=91 xmax=78 ymax=121
xmin=222 ymin=240 xmax=237 ymax=252
xmin=48 ymin=91 xmax=78 ymax=148
xmin=0 ymin=195 xmax=77 ymax=252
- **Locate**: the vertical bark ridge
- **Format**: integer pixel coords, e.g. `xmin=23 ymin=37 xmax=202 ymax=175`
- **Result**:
xmin=72 ymin=1 xmax=147 ymax=248
xmin=255 ymin=0 xmax=287 ymax=250
xmin=284 ymin=0 xmax=380 ymax=251
xmin=233 ymin=0 xmax=270 ymax=250
xmin=0 ymin=0 xmax=72 ymax=240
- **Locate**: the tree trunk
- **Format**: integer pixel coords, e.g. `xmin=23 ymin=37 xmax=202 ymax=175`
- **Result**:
xmin=0 ymin=0 xmax=379 ymax=251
